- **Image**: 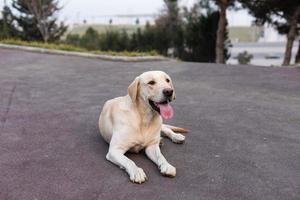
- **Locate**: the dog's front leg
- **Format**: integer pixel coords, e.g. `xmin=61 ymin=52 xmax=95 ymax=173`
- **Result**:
xmin=145 ymin=144 xmax=176 ymax=177
xmin=106 ymin=148 xmax=147 ymax=183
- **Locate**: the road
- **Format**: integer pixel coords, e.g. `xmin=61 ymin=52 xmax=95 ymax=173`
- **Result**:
xmin=0 ymin=48 xmax=300 ymax=200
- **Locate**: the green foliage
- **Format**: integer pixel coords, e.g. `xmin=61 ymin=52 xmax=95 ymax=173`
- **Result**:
xmin=80 ymin=27 xmax=100 ymax=50
xmin=5 ymin=0 xmax=67 ymax=42
xmin=65 ymin=11 xmax=230 ymax=62
xmin=237 ymin=51 xmax=253 ymax=64
xmin=99 ymin=30 xmax=124 ymax=51
xmin=65 ymin=34 xmax=81 ymax=46
xmin=240 ymin=0 xmax=300 ymax=65
xmin=11 ymin=1 xmax=43 ymax=41
xmin=64 ymin=0 xmax=231 ymax=62
xmin=66 ymin=26 xmax=170 ymax=55
xmin=180 ymin=3 xmax=230 ymax=62
xmin=2 ymin=0 xmax=232 ymax=62
xmin=240 ymin=0 xmax=300 ymax=34
xmin=182 ymin=9 xmax=219 ymax=62
xmin=0 ymin=6 xmax=16 ymax=39
xmin=155 ymin=0 xmax=184 ymax=57
xmin=132 ymin=26 xmax=170 ymax=55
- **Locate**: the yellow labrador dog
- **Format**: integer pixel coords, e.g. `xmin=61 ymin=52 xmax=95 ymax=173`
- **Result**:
xmin=99 ymin=71 xmax=187 ymax=183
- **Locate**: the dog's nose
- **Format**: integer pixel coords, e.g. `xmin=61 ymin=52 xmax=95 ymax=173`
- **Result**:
xmin=163 ymin=88 xmax=173 ymax=98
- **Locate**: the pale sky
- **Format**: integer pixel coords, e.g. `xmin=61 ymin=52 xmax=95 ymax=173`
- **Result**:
xmin=0 ymin=0 xmax=254 ymax=26
xmin=59 ymin=0 xmax=197 ymax=22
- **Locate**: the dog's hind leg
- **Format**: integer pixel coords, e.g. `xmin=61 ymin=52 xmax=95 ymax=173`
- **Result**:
xmin=163 ymin=124 xmax=189 ymax=133
xmin=161 ymin=124 xmax=186 ymax=144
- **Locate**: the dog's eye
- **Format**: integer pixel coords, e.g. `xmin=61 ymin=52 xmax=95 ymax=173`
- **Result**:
xmin=148 ymin=80 xmax=156 ymax=85
xmin=166 ymin=78 xmax=170 ymax=83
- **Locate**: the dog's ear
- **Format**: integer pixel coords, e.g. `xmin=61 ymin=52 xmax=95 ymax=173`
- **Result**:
xmin=128 ymin=77 xmax=140 ymax=102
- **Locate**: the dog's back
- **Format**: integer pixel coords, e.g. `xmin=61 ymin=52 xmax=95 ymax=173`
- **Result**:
xmin=99 ymin=95 xmax=134 ymax=143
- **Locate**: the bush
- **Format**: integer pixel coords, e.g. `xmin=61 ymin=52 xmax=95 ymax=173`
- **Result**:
xmin=80 ymin=27 xmax=100 ymax=50
xmin=66 ymin=27 xmax=132 ymax=52
xmin=0 ymin=6 xmax=15 ymax=39
xmin=65 ymin=34 xmax=81 ymax=47
xmin=132 ymin=26 xmax=170 ymax=55
xmin=237 ymin=51 xmax=253 ymax=64
xmin=99 ymin=30 xmax=123 ymax=51
xmin=64 ymin=4 xmax=232 ymax=63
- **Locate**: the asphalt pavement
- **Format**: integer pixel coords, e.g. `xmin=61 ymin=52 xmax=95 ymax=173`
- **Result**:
xmin=0 ymin=48 xmax=300 ymax=200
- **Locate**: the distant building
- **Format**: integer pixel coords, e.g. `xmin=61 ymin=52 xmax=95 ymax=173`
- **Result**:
xmin=69 ymin=10 xmax=286 ymax=43
xmin=228 ymin=25 xmax=286 ymax=43
xmin=228 ymin=26 xmax=263 ymax=43
xmin=85 ymin=14 xmax=156 ymax=25
xmin=227 ymin=10 xmax=286 ymax=43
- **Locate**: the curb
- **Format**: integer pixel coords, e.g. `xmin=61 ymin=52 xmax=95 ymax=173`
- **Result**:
xmin=0 ymin=43 xmax=169 ymax=62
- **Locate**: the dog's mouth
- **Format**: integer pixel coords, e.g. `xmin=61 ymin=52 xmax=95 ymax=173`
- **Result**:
xmin=149 ymin=99 xmax=174 ymax=120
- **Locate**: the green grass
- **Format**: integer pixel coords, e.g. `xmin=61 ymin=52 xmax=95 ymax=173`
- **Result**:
xmin=69 ymin=24 xmax=143 ymax=35
xmin=92 ymin=50 xmax=159 ymax=57
xmin=0 ymin=39 xmax=160 ymax=57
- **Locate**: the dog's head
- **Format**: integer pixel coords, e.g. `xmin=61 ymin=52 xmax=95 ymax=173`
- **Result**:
xmin=128 ymin=71 xmax=176 ymax=120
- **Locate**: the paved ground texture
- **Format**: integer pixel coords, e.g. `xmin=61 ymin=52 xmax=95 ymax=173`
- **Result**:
xmin=0 ymin=48 xmax=300 ymax=200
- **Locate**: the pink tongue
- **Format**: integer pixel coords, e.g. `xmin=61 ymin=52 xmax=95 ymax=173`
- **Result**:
xmin=157 ymin=103 xmax=174 ymax=120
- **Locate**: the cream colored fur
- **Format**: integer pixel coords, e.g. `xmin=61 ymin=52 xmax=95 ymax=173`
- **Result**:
xmin=99 ymin=71 xmax=187 ymax=183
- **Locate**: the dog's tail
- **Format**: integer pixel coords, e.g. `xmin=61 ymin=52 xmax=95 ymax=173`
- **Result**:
xmin=162 ymin=124 xmax=189 ymax=134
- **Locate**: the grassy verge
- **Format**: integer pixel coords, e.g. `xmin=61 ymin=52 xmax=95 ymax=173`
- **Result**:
xmin=0 ymin=39 xmax=159 ymax=57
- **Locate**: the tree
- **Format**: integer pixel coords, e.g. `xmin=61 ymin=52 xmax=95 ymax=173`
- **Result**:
xmin=155 ymin=0 xmax=184 ymax=57
xmin=117 ymin=30 xmax=130 ymax=51
xmin=240 ymin=0 xmax=300 ymax=65
xmin=295 ymin=41 xmax=300 ymax=64
xmin=212 ymin=0 xmax=235 ymax=64
xmin=134 ymin=23 xmax=171 ymax=55
xmin=283 ymin=7 xmax=300 ymax=65
xmin=80 ymin=27 xmax=100 ymax=50
xmin=9 ymin=0 xmax=67 ymax=42
xmin=182 ymin=1 xmax=230 ymax=62
xmin=62 ymin=0 xmax=229 ymax=62
xmin=0 ymin=6 xmax=15 ymax=39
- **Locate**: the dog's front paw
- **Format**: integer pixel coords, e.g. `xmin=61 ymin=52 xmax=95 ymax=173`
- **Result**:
xmin=129 ymin=167 xmax=147 ymax=184
xmin=171 ymin=133 xmax=185 ymax=144
xmin=160 ymin=163 xmax=176 ymax=177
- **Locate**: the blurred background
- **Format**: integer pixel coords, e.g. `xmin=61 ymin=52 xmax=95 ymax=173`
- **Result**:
xmin=0 ymin=0 xmax=299 ymax=66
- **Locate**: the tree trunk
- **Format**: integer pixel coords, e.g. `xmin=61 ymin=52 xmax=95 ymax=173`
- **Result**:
xmin=282 ymin=5 xmax=300 ymax=66
xmin=215 ymin=0 xmax=227 ymax=64
xmin=295 ymin=40 xmax=300 ymax=64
